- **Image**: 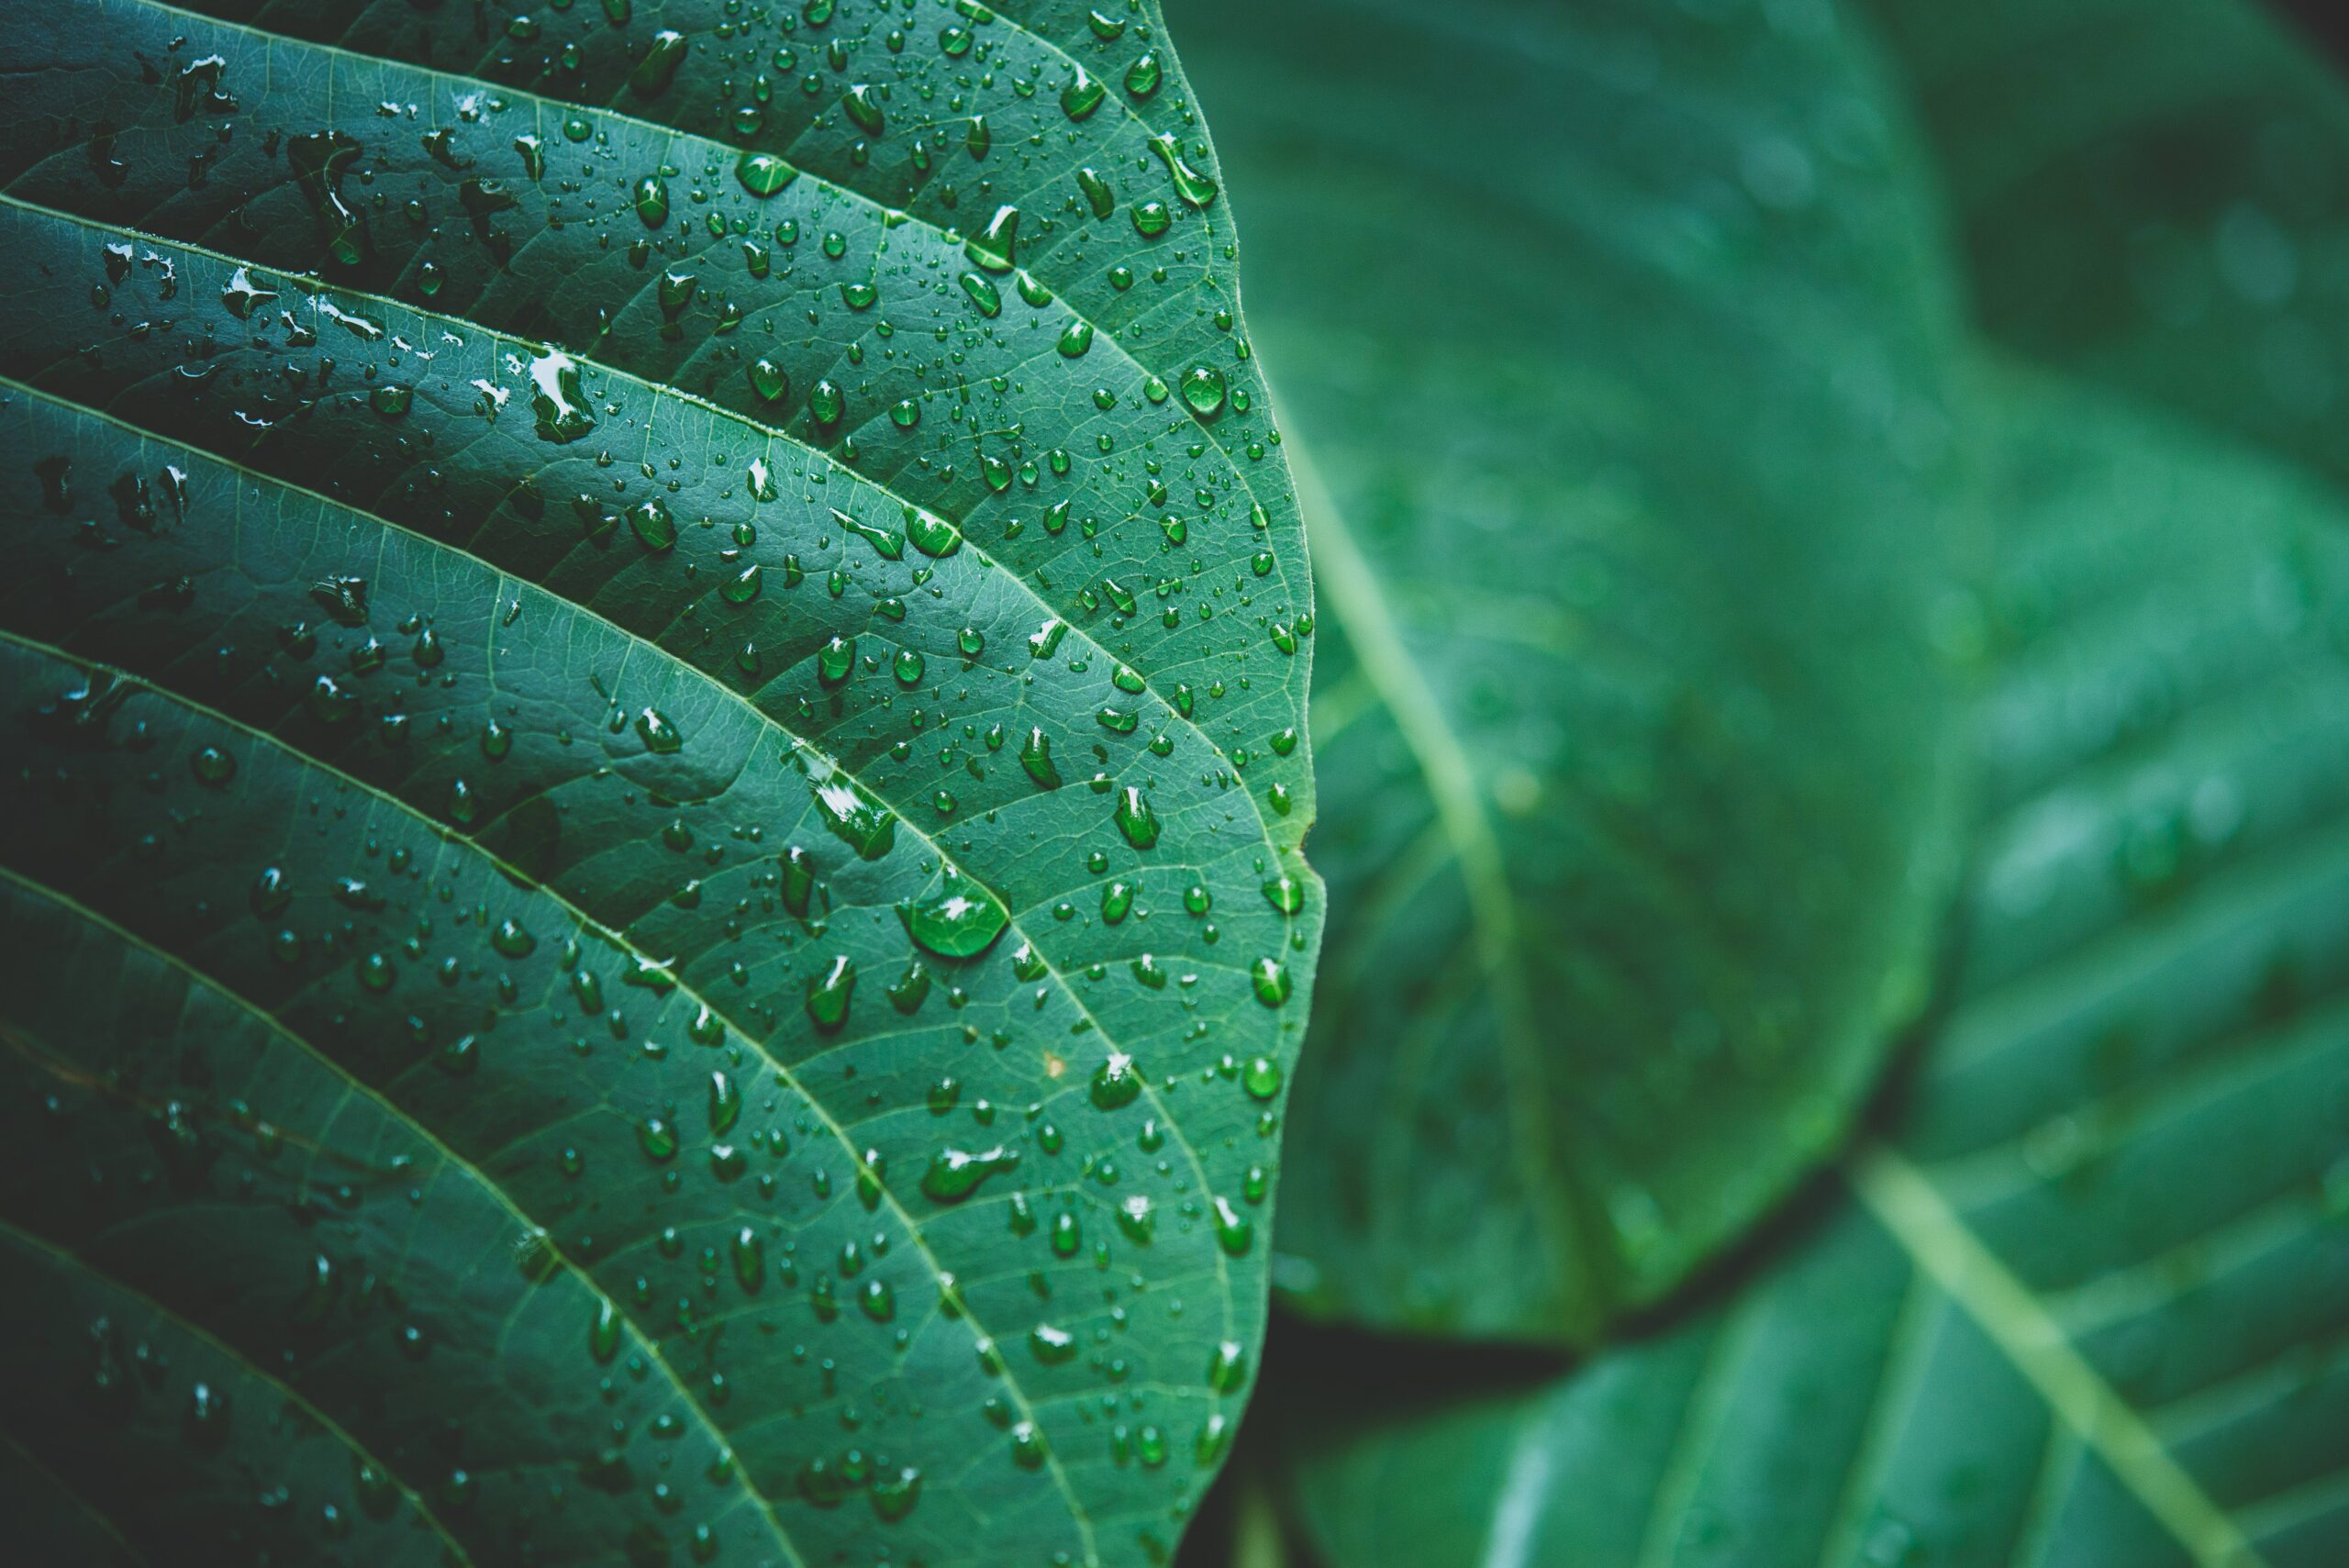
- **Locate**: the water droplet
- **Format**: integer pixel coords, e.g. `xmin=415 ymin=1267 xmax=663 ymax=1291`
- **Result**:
xmin=1113 ymin=786 xmax=1161 ymax=850
xmin=964 ymin=204 xmax=1019 ymax=273
xmin=527 ymin=348 xmax=597 ymax=444
xmin=806 ymin=954 xmax=857 ymax=1031
xmin=1060 ymin=66 xmax=1106 ymax=122
xmin=736 ymin=150 xmax=797 ymax=197
xmin=1180 ymin=365 xmax=1228 ymax=419
xmin=634 ymin=707 xmax=684 ymax=753
xmin=919 ymin=1144 xmax=1018 ymax=1203
xmin=1089 ymin=1052 xmax=1143 ymax=1110
xmin=1019 ymin=728 xmax=1062 ymax=789
xmin=842 ymin=83 xmax=886 ymax=136
xmin=633 ymin=172 xmax=672 ymax=228
xmin=629 ymin=29 xmax=689 ymax=97
xmin=1242 ymin=1056 xmax=1283 ymax=1100
xmin=901 ymin=864 xmax=1008 ymax=959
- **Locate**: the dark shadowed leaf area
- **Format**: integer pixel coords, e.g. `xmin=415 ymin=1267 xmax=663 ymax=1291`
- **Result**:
xmin=1866 ymin=0 xmax=2349 ymax=495
xmin=1257 ymin=366 xmax=2349 ymax=1568
xmin=1181 ymin=0 xmax=1974 ymax=1344
xmin=0 ymin=2 xmax=1319 ymax=1565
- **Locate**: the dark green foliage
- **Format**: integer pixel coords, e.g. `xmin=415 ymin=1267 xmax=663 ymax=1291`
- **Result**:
xmin=0 ymin=4 xmax=1317 ymax=1565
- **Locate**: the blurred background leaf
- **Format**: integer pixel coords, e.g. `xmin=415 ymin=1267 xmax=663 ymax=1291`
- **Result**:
xmin=1260 ymin=367 xmax=2349 ymax=1568
xmin=1177 ymin=0 xmax=2349 ymax=1562
xmin=1867 ymin=0 xmax=2349 ymax=495
xmin=1183 ymin=0 xmax=1978 ymax=1346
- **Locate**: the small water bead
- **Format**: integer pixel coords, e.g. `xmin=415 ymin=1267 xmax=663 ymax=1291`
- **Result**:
xmin=1060 ymin=66 xmax=1106 ymax=121
xmin=1212 ymin=1195 xmax=1253 ymax=1255
xmin=629 ymin=28 xmax=687 ymax=96
xmin=1181 ymin=365 xmax=1229 ymax=418
xmin=590 ymin=1297 xmax=623 ymax=1362
xmin=893 ymin=648 xmax=925 ymax=685
xmin=1251 ymin=958 xmax=1292 ymax=1007
xmin=633 ymin=173 xmax=670 ymax=227
xmin=748 ymin=357 xmax=791 ymax=404
xmin=1113 ymin=786 xmax=1161 ymax=849
xmin=1208 ymin=1340 xmax=1248 ymax=1393
xmin=964 ymin=204 xmax=1019 ymax=273
xmin=959 ymin=271 xmax=1002 ymax=317
xmin=1131 ymin=201 xmax=1171 ymax=238
xmin=900 ymin=864 xmax=1008 ymax=960
xmin=721 ymin=562 xmax=763 ymax=604
xmin=1074 ymin=167 xmax=1116 ymax=223
xmin=809 ymin=378 xmax=846 ymax=428
xmin=735 ymin=150 xmax=796 ymax=196
xmin=1089 ymin=1052 xmax=1143 ymax=1110
xmin=1242 ymin=1056 xmax=1283 ymax=1100
xmin=189 ymin=744 xmax=237 ymax=784
xmin=637 ymin=1117 xmax=679 ymax=1162
xmin=816 ymin=635 xmax=856 ymax=686
xmin=841 ymin=83 xmax=886 ymax=136
xmin=629 ymin=498 xmax=677 ymax=551
xmin=731 ymin=1228 xmax=764 ymax=1292
xmin=1264 ymin=875 xmax=1305 ymax=915
xmin=634 ymin=707 xmax=684 ymax=754
xmin=1019 ymin=728 xmax=1061 ymax=789
xmin=1125 ymin=50 xmax=1163 ymax=99
xmin=920 ymin=1145 xmax=1017 ymax=1203
xmin=806 ymin=954 xmax=856 ymax=1031
xmin=707 ymin=1071 xmax=741 ymax=1133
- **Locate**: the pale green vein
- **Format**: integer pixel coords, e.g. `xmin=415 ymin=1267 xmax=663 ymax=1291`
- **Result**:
xmin=0 ymin=193 xmax=1286 ymax=866
xmin=6 ymin=362 xmax=1249 ymax=1356
xmin=102 ymin=0 xmax=1303 ymax=646
xmin=1287 ymin=429 xmax=1596 ymax=1318
xmin=0 ymin=632 xmax=1105 ymax=1562
xmin=1849 ymin=1144 xmax=2269 ymax=1568
xmin=0 ymin=872 xmax=807 ymax=1568
xmin=1628 ymin=1310 xmax=1762 ymax=1568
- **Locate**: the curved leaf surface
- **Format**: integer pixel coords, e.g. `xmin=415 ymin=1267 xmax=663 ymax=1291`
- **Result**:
xmin=1275 ymin=374 xmax=2349 ymax=1568
xmin=1865 ymin=0 xmax=2349 ymax=496
xmin=0 ymin=3 xmax=1319 ymax=1564
xmin=1179 ymin=0 xmax=1973 ymax=1341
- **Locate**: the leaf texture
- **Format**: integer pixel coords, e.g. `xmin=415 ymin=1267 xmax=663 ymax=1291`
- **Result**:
xmin=1180 ymin=0 xmax=1973 ymax=1342
xmin=1276 ymin=373 xmax=2349 ymax=1568
xmin=0 ymin=3 xmax=1318 ymax=1564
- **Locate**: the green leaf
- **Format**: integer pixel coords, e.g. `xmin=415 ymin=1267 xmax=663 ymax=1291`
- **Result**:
xmin=0 ymin=3 xmax=1319 ymax=1564
xmin=1180 ymin=0 xmax=1974 ymax=1341
xmin=1273 ymin=373 xmax=2349 ymax=1568
xmin=1865 ymin=0 xmax=2349 ymax=495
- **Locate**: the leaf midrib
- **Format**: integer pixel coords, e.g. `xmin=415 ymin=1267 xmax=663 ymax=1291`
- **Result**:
xmin=1848 ymin=1145 xmax=2269 ymax=1568
xmin=1286 ymin=433 xmax=1604 ymax=1323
